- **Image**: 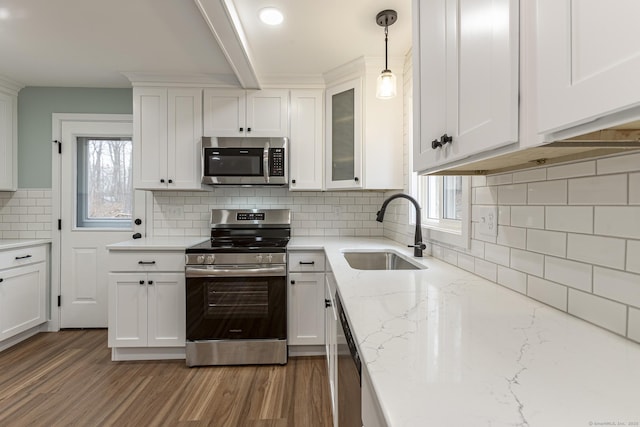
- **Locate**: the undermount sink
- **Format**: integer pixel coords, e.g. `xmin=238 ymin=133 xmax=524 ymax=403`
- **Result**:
xmin=343 ymin=251 xmax=426 ymax=271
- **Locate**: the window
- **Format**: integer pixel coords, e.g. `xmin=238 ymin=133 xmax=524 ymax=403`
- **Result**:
xmin=76 ymin=137 xmax=133 ymax=229
xmin=412 ymin=172 xmax=471 ymax=249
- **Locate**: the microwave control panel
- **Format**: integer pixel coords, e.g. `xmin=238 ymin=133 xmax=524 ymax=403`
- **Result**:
xmin=269 ymin=148 xmax=285 ymax=177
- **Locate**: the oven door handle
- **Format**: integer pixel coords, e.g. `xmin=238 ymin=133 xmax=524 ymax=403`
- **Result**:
xmin=185 ymin=265 xmax=286 ymax=278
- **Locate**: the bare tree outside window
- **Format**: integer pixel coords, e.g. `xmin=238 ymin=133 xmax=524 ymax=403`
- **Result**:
xmin=77 ymin=137 xmax=133 ymax=228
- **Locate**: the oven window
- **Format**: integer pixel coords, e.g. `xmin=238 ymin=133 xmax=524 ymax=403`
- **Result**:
xmin=205 ymin=280 xmax=269 ymax=318
xmin=205 ymin=148 xmax=263 ymax=176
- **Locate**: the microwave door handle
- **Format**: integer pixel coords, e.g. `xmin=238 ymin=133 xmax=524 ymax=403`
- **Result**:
xmin=263 ymin=141 xmax=270 ymax=184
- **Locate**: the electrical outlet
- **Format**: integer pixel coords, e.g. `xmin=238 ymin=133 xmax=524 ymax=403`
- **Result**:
xmin=477 ymin=206 xmax=498 ymax=237
xmin=163 ymin=205 xmax=184 ymax=219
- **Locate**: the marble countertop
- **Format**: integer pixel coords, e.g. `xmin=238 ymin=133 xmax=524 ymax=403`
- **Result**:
xmin=106 ymin=236 xmax=208 ymax=251
xmin=0 ymin=239 xmax=51 ymax=251
xmin=289 ymin=237 xmax=640 ymax=426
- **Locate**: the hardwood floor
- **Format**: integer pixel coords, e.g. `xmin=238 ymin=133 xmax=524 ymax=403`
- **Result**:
xmin=0 ymin=330 xmax=332 ymax=426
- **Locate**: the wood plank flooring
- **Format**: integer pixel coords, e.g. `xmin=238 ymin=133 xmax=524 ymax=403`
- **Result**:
xmin=0 ymin=330 xmax=332 ymax=427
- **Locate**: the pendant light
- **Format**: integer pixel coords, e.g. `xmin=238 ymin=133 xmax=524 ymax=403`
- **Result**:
xmin=375 ymin=9 xmax=398 ymax=99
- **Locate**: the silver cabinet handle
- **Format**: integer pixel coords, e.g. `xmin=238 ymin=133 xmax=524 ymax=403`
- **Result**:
xmin=186 ymin=265 xmax=285 ymax=278
xmin=263 ymin=141 xmax=270 ymax=183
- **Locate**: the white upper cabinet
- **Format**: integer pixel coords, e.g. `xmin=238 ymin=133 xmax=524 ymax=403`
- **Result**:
xmin=0 ymin=85 xmax=17 ymax=191
xmin=203 ymin=89 xmax=289 ymax=138
xmin=133 ymin=87 xmax=203 ymax=190
xmin=413 ymin=0 xmax=519 ymax=173
xmin=324 ymin=58 xmax=404 ymax=191
xmin=289 ymin=89 xmax=324 ymax=191
xmin=537 ymin=0 xmax=640 ymax=136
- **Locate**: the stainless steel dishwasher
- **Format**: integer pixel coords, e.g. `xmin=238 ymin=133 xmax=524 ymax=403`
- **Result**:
xmin=336 ymin=292 xmax=361 ymax=427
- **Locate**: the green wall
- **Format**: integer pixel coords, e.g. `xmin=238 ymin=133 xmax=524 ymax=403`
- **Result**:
xmin=17 ymin=87 xmax=133 ymax=188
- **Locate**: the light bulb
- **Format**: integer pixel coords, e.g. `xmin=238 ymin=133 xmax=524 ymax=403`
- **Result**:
xmin=259 ymin=7 xmax=284 ymax=26
xmin=376 ymin=70 xmax=397 ymax=99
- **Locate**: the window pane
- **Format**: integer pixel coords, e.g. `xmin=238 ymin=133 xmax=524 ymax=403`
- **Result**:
xmin=427 ymin=176 xmax=440 ymax=219
xmin=77 ymin=137 xmax=133 ymax=228
xmin=443 ymin=176 xmax=462 ymax=220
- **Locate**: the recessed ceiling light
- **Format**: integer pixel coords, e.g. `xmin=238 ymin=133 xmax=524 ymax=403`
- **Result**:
xmin=259 ymin=7 xmax=284 ymax=26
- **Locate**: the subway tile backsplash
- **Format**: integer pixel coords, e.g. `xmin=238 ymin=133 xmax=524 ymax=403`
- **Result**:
xmin=0 ymin=189 xmax=52 ymax=239
xmin=151 ymin=188 xmax=386 ymax=237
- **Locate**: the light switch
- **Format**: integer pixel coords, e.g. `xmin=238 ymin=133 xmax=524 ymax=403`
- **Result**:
xmin=477 ymin=206 xmax=498 ymax=237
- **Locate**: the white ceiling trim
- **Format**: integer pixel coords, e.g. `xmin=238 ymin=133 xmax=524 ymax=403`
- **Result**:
xmin=0 ymin=75 xmax=24 ymax=95
xmin=194 ymin=0 xmax=261 ymax=89
xmin=122 ymin=72 xmax=239 ymax=88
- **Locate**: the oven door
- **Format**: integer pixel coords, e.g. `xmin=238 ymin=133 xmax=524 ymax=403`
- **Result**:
xmin=185 ymin=265 xmax=286 ymax=341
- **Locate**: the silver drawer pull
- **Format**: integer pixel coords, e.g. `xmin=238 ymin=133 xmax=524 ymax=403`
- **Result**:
xmin=15 ymin=255 xmax=32 ymax=260
xmin=138 ymin=261 xmax=156 ymax=265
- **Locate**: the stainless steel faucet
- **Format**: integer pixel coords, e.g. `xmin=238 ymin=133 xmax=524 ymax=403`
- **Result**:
xmin=376 ymin=193 xmax=427 ymax=257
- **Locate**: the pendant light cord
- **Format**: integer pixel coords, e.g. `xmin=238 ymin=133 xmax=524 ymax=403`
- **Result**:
xmin=384 ymin=25 xmax=389 ymax=71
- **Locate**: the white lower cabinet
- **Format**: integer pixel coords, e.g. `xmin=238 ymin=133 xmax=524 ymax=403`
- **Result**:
xmin=0 ymin=246 xmax=47 ymax=342
xmin=107 ymin=250 xmax=185 ymax=360
xmin=325 ymin=271 xmax=338 ymax=427
xmin=288 ymin=250 xmax=326 ymax=348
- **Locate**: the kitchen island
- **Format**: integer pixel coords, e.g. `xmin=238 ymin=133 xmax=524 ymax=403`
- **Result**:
xmin=289 ymin=237 xmax=640 ymax=427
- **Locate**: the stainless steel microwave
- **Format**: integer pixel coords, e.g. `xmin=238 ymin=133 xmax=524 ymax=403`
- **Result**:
xmin=201 ymin=137 xmax=288 ymax=186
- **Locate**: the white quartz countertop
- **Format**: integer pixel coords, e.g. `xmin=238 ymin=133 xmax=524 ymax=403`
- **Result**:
xmin=106 ymin=236 xmax=208 ymax=251
xmin=0 ymin=239 xmax=51 ymax=251
xmin=288 ymin=237 xmax=640 ymax=426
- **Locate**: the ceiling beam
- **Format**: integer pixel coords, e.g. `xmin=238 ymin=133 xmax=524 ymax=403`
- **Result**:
xmin=194 ymin=0 xmax=261 ymax=89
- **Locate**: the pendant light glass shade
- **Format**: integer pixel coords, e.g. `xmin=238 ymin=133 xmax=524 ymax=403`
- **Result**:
xmin=376 ymin=69 xmax=397 ymax=99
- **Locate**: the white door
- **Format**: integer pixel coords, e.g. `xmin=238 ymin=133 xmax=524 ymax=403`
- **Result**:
xmin=57 ymin=117 xmax=146 ymax=328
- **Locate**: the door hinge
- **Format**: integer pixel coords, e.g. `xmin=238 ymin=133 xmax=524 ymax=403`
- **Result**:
xmin=57 ymin=295 xmax=61 ymax=307
xmin=53 ymin=139 xmax=61 ymax=154
xmin=58 ymin=219 xmax=62 ymax=230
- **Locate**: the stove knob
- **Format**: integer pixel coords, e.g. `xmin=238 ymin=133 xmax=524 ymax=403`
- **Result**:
xmin=267 ymin=254 xmax=273 ymax=263
xmin=205 ymin=255 xmax=215 ymax=264
xmin=196 ymin=255 xmax=205 ymax=264
xmin=256 ymin=254 xmax=263 ymax=263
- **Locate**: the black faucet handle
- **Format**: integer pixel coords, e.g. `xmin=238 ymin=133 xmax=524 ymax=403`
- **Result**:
xmin=408 ymin=243 xmax=427 ymax=250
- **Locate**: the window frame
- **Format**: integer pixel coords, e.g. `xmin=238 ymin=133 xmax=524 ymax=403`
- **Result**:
xmin=411 ymin=171 xmax=471 ymax=250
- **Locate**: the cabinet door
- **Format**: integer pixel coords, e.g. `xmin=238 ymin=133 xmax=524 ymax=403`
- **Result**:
xmin=413 ymin=0 xmax=519 ymax=172
xmin=133 ymin=87 xmax=168 ymax=189
xmin=246 ymin=89 xmax=289 ymax=137
xmin=203 ymin=89 xmax=246 ymax=137
xmin=108 ymin=273 xmax=147 ymax=347
xmin=167 ymin=88 xmax=203 ymax=189
xmin=288 ymin=272 xmax=325 ymax=345
xmin=289 ymin=89 xmax=324 ymax=190
xmin=0 ymin=263 xmax=46 ymax=341
xmin=146 ymin=273 xmax=185 ymax=347
xmin=325 ymin=78 xmax=363 ymax=189
xmin=537 ymin=0 xmax=640 ymax=134
xmin=325 ymin=274 xmax=338 ymax=426
xmin=0 ymin=90 xmax=17 ymax=191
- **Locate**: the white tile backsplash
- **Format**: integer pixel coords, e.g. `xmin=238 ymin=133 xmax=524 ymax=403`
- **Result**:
xmin=511 ymin=206 xmax=544 ymax=229
xmin=510 ymin=248 xmax=544 ymax=276
xmin=0 ymin=189 xmax=52 ymax=239
xmin=544 ymin=256 xmax=592 ymax=292
xmin=527 ymin=276 xmax=568 ymax=311
xmin=567 ymin=234 xmax=626 ymax=270
xmin=512 ymin=168 xmax=547 ymax=184
xmin=497 ymin=225 xmax=527 ymax=249
xmin=545 ymin=206 xmax=593 ymax=234
xmin=629 ymin=307 xmax=640 ymax=343
xmin=527 ymin=180 xmax=567 ymax=205
xmin=497 ymin=184 xmax=527 ymax=205
xmin=497 ymin=265 xmax=527 ymax=294
xmin=593 ymin=267 xmax=640 ymax=308
xmin=594 ymin=207 xmax=640 ymax=239
xmin=568 ymin=175 xmax=627 ymax=205
xmin=568 ymin=289 xmax=627 ymax=336
xmin=630 ymin=173 xmax=640 ymax=205
xmin=597 ymin=152 xmax=640 ymax=175
xmin=628 ymin=240 xmax=640 ymax=274
xmin=526 ymin=229 xmax=567 ymax=257
xmin=547 ymin=161 xmax=596 ymax=180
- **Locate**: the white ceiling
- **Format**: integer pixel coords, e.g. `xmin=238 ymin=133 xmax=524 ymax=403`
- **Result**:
xmin=0 ymin=0 xmax=411 ymax=88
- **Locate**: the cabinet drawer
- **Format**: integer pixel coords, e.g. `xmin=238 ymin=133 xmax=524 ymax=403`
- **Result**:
xmin=108 ymin=251 xmax=185 ymax=272
xmin=0 ymin=245 xmax=47 ymax=270
xmin=288 ymin=251 xmax=325 ymax=272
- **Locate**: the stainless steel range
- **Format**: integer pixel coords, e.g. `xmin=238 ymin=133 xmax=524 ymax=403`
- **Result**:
xmin=185 ymin=209 xmax=290 ymax=367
